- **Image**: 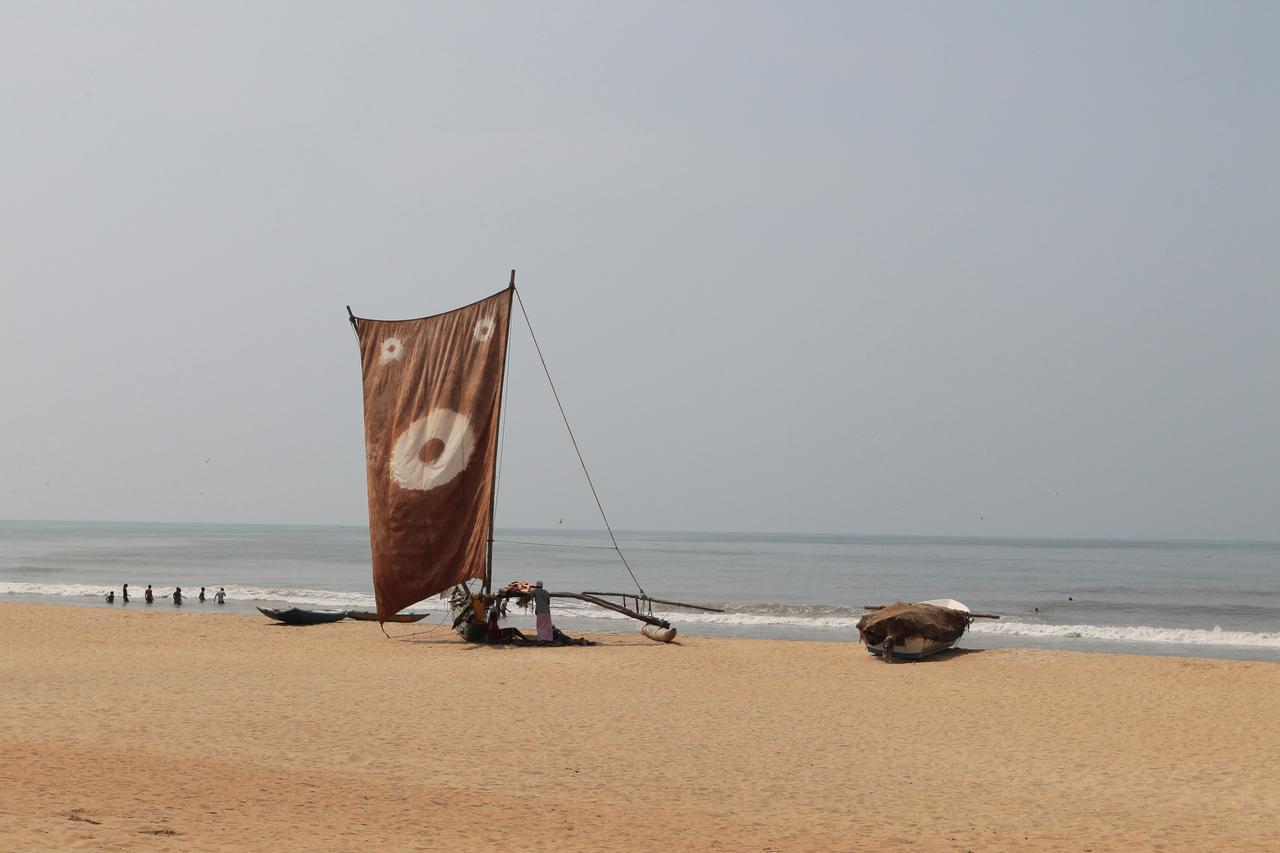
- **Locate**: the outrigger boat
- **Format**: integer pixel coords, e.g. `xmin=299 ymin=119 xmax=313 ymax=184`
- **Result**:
xmin=347 ymin=272 xmax=720 ymax=642
xmin=856 ymin=599 xmax=1000 ymax=660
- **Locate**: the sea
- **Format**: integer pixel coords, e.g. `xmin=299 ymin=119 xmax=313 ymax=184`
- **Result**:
xmin=2 ymin=520 xmax=1277 ymax=662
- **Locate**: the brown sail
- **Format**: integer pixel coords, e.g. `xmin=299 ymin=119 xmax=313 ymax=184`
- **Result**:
xmin=351 ymin=285 xmax=513 ymax=621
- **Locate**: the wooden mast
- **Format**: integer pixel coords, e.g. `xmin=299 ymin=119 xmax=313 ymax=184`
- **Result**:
xmin=483 ymin=269 xmax=516 ymax=596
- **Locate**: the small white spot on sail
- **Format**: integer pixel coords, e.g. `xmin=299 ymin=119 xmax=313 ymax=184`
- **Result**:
xmin=389 ymin=409 xmax=477 ymax=491
xmin=473 ymin=316 xmax=496 ymax=343
xmin=379 ymin=337 xmax=405 ymax=365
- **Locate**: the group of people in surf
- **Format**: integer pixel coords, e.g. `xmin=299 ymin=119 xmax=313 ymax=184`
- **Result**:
xmin=104 ymin=584 xmax=227 ymax=606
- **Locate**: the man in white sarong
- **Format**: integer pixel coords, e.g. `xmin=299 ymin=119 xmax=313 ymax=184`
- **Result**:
xmin=533 ymin=580 xmax=553 ymax=643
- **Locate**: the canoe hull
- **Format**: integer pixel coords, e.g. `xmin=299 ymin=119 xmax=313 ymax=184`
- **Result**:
xmin=257 ymin=607 xmax=348 ymax=626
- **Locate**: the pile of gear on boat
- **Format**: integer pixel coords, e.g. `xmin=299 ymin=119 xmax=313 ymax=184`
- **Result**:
xmin=451 ymin=581 xmax=593 ymax=646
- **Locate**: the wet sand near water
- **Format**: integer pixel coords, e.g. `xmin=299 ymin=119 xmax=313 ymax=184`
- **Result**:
xmin=1 ymin=603 xmax=1277 ymax=851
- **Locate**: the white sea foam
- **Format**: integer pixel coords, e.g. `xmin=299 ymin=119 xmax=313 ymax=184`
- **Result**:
xmin=0 ymin=582 xmax=376 ymax=609
xmin=1 ymin=582 xmax=112 ymax=598
xmin=5 ymin=582 xmax=1279 ymax=649
xmin=969 ymin=620 xmax=1280 ymax=649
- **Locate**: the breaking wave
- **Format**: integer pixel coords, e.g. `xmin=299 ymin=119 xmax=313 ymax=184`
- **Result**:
xmin=0 ymin=582 xmax=376 ymax=609
xmin=968 ymin=620 xmax=1280 ymax=649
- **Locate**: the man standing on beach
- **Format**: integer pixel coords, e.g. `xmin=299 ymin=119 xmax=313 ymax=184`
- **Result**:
xmin=172 ymin=587 xmax=183 ymax=606
xmin=198 ymin=587 xmax=206 ymax=603
xmin=533 ymin=580 xmax=553 ymax=643
xmin=214 ymin=588 xmax=226 ymax=605
xmin=144 ymin=585 xmax=154 ymax=604
xmin=122 ymin=584 xmax=129 ymax=603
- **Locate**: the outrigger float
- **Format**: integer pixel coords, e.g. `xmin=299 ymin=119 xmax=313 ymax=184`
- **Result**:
xmin=348 ymin=272 xmax=719 ymax=642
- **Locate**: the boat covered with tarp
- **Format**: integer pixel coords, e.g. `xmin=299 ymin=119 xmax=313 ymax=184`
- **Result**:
xmin=857 ymin=599 xmax=994 ymax=660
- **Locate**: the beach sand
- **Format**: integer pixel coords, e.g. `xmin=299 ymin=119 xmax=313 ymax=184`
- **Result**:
xmin=1 ymin=604 xmax=1277 ymax=851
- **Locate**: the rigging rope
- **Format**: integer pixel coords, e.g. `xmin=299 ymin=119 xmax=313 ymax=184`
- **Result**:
xmin=513 ymin=287 xmax=646 ymax=597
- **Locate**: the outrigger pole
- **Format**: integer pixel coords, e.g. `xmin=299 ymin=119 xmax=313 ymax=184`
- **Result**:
xmin=581 ymin=592 xmax=725 ymax=613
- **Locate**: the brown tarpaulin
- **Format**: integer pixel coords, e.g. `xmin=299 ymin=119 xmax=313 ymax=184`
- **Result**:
xmin=352 ymin=287 xmax=513 ymax=621
xmin=856 ymin=602 xmax=971 ymax=645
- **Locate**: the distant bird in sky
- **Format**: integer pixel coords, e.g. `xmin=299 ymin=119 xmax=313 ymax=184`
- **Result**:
xmin=205 ymin=457 xmax=211 ymax=463
xmin=558 ymin=518 xmax=564 ymax=525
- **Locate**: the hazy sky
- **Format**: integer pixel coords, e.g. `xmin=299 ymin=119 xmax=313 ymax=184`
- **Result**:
xmin=1 ymin=2 xmax=1276 ymax=540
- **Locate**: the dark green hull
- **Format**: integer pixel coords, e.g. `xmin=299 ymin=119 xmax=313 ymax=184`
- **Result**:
xmin=257 ymin=607 xmax=348 ymax=626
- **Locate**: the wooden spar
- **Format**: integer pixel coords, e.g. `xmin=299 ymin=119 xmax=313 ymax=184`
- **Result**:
xmin=483 ymin=270 xmax=517 ymax=596
xmin=863 ymin=605 xmax=1000 ymax=619
xmin=543 ymin=591 xmax=670 ymax=627
xmin=580 ymin=592 xmax=725 ymax=613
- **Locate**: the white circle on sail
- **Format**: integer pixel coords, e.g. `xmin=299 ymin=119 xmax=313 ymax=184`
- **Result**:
xmin=473 ymin=316 xmax=496 ymax=342
xmin=379 ymin=337 xmax=405 ymax=365
xmin=390 ymin=409 xmax=477 ymax=491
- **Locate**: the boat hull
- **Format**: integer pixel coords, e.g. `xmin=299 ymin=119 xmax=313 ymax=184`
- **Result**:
xmin=257 ymin=607 xmax=348 ymax=626
xmin=864 ymin=635 xmax=958 ymax=660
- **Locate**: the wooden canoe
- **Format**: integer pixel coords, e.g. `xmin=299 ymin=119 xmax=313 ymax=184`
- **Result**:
xmin=257 ymin=607 xmax=349 ymax=626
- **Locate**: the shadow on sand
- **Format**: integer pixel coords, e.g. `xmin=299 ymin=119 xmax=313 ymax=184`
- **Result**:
xmin=872 ymin=646 xmax=987 ymax=663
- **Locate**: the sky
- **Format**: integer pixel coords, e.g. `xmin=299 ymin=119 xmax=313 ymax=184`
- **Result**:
xmin=0 ymin=2 xmax=1276 ymax=540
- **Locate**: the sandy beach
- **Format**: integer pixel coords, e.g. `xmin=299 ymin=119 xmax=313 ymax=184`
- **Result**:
xmin=1 ymin=604 xmax=1277 ymax=851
